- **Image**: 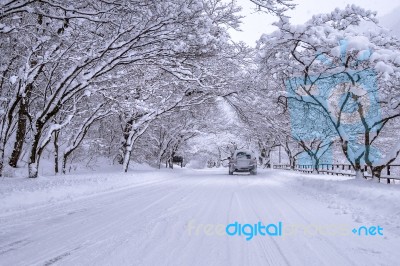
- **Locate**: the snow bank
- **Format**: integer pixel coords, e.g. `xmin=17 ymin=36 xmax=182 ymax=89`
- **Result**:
xmin=0 ymin=164 xmax=166 ymax=216
xmin=274 ymin=170 xmax=400 ymax=237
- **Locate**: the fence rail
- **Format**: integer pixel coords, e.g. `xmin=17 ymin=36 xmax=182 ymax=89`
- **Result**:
xmin=273 ymin=164 xmax=400 ymax=184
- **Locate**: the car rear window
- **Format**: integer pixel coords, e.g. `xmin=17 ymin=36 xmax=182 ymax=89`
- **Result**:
xmin=237 ymin=152 xmax=251 ymax=159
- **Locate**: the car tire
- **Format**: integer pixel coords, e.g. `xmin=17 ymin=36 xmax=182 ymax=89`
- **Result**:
xmin=250 ymin=169 xmax=257 ymax=175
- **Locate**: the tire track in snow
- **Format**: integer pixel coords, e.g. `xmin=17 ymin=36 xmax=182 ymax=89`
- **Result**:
xmin=243 ymin=173 xmax=359 ymax=266
xmin=0 ymin=171 xmax=207 ymax=265
xmin=137 ymin=174 xmax=234 ymax=266
xmin=264 ymin=184 xmax=357 ymax=265
xmin=226 ymin=175 xmax=290 ymax=266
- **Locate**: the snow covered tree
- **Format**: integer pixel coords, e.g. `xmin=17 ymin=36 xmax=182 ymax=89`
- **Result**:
xmin=60 ymin=95 xmax=113 ymax=174
xmin=133 ymin=107 xmax=206 ymax=169
xmin=0 ymin=0 xmax=242 ymax=177
xmin=257 ymin=5 xmax=400 ymax=179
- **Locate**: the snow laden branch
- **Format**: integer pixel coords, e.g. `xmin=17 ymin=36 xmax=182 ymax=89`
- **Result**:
xmin=248 ymin=0 xmax=295 ymax=16
xmin=61 ymin=102 xmax=112 ymax=174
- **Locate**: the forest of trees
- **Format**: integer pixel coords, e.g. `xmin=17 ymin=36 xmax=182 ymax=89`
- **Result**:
xmin=1 ymin=0 xmax=399 ymax=181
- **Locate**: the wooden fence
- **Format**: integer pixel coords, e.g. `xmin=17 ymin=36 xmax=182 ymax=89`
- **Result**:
xmin=273 ymin=164 xmax=400 ymax=184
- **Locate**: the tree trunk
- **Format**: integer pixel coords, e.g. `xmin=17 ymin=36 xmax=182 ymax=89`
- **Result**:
xmin=169 ymin=151 xmax=175 ymax=169
xmin=28 ymin=140 xmax=40 ymax=178
xmin=62 ymin=154 xmax=68 ymax=174
xmin=119 ymin=118 xmax=146 ymax=173
xmin=355 ymin=169 xmax=363 ymax=179
xmin=371 ymin=166 xmax=384 ymax=183
xmin=62 ymin=148 xmax=75 ymax=174
xmin=28 ymin=160 xmax=39 ymax=178
xmin=354 ymin=163 xmax=364 ymax=179
xmin=313 ymin=158 xmax=320 ymax=174
xmin=0 ymin=146 xmax=5 ymax=177
xmin=289 ymin=156 xmax=296 ymax=170
xmin=8 ymin=110 xmax=28 ymax=167
xmin=8 ymin=85 xmax=32 ymax=168
xmin=267 ymin=149 xmax=272 ymax=168
xmin=28 ymin=121 xmax=44 ymax=178
xmin=157 ymin=150 xmax=164 ymax=169
xmin=122 ymin=148 xmax=131 ymax=172
xmin=168 ymin=158 xmax=174 ymax=169
xmin=261 ymin=149 xmax=271 ymax=168
xmin=120 ymin=117 xmax=151 ymax=173
xmin=54 ymin=130 xmax=59 ymax=174
xmin=28 ymin=140 xmax=48 ymax=178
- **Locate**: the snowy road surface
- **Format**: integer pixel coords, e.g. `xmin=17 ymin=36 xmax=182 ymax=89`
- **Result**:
xmin=1 ymin=168 xmax=399 ymax=266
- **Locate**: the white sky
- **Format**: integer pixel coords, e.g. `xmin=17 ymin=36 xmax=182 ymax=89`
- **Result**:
xmin=229 ymin=0 xmax=400 ymax=46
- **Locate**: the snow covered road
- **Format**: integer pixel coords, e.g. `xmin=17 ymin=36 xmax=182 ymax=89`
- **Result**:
xmin=1 ymin=168 xmax=399 ymax=266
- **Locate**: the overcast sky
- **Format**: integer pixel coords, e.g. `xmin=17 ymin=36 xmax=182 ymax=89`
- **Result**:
xmin=229 ymin=0 xmax=400 ymax=46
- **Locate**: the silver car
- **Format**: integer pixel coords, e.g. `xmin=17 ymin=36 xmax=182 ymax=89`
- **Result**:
xmin=228 ymin=150 xmax=257 ymax=175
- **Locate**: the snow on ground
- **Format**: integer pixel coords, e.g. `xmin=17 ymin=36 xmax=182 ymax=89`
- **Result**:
xmin=0 ymin=163 xmax=158 ymax=216
xmin=278 ymin=170 xmax=400 ymax=234
xmin=0 ymin=167 xmax=399 ymax=265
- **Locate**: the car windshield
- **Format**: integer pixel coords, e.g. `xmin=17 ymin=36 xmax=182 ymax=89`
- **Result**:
xmin=236 ymin=152 xmax=251 ymax=159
